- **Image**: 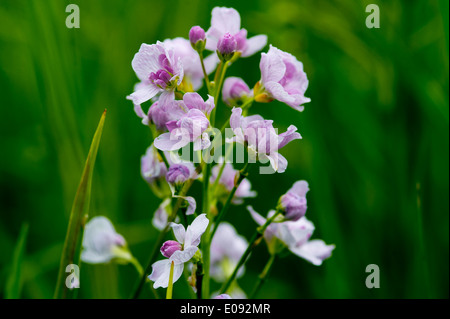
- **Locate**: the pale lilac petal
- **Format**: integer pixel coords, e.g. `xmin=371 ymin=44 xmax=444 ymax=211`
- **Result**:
xmin=266 ymin=152 xmax=288 ymax=173
xmin=289 ymin=239 xmax=335 ymax=266
xmin=185 ymin=213 xmax=209 ymax=248
xmin=127 ymin=84 xmax=160 ymax=105
xmin=152 ymin=198 xmax=172 ymax=230
xmin=154 ymin=131 xmax=190 ymax=151
xmin=278 ymin=125 xmax=302 ymax=149
xmin=290 ymin=180 xmax=310 ymax=197
xmin=241 ymin=34 xmax=267 ymax=57
xmin=260 ymin=51 xmax=285 ymax=84
xmin=149 ymin=259 xmax=184 ymax=288
xmin=131 ymin=43 xmax=164 ymax=81
xmin=247 ymin=205 xmax=266 ymax=226
xmin=169 ymin=246 xmax=198 ymax=264
xmin=170 ymin=222 xmax=186 ymax=244
xmin=230 ymin=107 xmax=243 ymax=131
xmin=264 ymin=81 xmax=296 ymax=105
xmin=133 ymin=104 xmax=149 ymax=125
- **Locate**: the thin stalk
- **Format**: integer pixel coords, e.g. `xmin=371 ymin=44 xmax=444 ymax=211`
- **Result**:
xmin=199 ymin=52 xmax=211 ymax=94
xmin=166 ymin=261 xmax=175 ymax=299
xmin=220 ymin=209 xmax=282 ymax=294
xmin=211 ymin=61 xmax=229 ymax=127
xmin=195 ymin=261 xmax=204 ymax=299
xmin=131 ymin=163 xmax=204 ymax=299
xmin=210 ymin=162 xmax=250 ymax=240
xmin=250 ymin=254 xmax=277 ymax=298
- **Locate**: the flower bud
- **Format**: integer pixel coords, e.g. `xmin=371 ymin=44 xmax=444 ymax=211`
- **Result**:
xmin=279 ymin=181 xmax=309 ymax=221
xmin=217 ymin=33 xmax=237 ymax=61
xmin=160 ymin=240 xmax=182 ymax=258
xmin=189 ymin=26 xmax=206 ymax=52
xmin=166 ymin=164 xmax=191 ymax=185
xmin=222 ymin=77 xmax=252 ymax=106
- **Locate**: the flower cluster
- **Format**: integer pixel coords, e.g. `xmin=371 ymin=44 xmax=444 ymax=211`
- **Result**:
xmin=80 ymin=6 xmax=334 ymax=300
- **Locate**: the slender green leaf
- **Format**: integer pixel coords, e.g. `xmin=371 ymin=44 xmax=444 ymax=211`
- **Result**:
xmin=53 ymin=110 xmax=107 ymax=299
xmin=5 ymin=223 xmax=29 ymax=299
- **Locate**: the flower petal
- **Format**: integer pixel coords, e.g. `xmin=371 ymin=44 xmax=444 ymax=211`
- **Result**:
xmin=289 ymin=239 xmax=335 ymax=266
xmin=170 ymin=246 xmax=198 ymax=264
xmin=242 ymin=34 xmax=267 ymax=57
xmin=185 ymin=213 xmax=209 ymax=248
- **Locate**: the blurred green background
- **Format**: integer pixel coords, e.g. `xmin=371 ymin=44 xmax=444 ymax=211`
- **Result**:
xmin=0 ymin=0 xmax=448 ymax=299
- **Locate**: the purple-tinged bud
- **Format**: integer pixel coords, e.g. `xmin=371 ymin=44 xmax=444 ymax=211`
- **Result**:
xmin=279 ymin=181 xmax=309 ymax=221
xmin=189 ymin=26 xmax=206 ymax=51
xmin=222 ymin=77 xmax=252 ymax=106
xmin=160 ymin=240 xmax=182 ymax=258
xmin=217 ymin=33 xmax=237 ymax=61
xmin=166 ymin=164 xmax=191 ymax=185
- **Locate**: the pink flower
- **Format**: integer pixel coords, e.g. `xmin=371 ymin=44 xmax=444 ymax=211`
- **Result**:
xmin=149 ymin=214 xmax=209 ymax=288
xmin=206 ymin=7 xmax=267 ymax=58
xmin=259 ymin=45 xmax=311 ymax=112
xmin=222 ymin=77 xmax=252 ymax=106
xmin=280 ymin=180 xmax=310 ymax=221
xmin=228 ymin=107 xmax=302 ymax=173
xmin=154 ymin=93 xmax=214 ymax=151
xmin=127 ymin=41 xmax=184 ymax=106
xmin=248 ymin=206 xmax=335 ymax=265
xmin=163 ymin=38 xmax=218 ymax=91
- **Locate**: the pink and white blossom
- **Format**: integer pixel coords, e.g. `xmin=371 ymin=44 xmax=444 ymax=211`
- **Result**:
xmin=222 ymin=77 xmax=252 ymax=106
xmin=149 ymin=214 xmax=209 ymax=288
xmin=280 ymin=180 xmax=310 ymax=221
xmin=228 ymin=107 xmax=302 ymax=173
xmin=154 ymin=93 xmax=215 ymax=152
xmin=127 ymin=41 xmax=184 ymax=106
xmin=206 ymin=7 xmax=267 ymax=58
xmin=248 ymin=206 xmax=335 ymax=266
xmin=81 ymin=216 xmax=130 ymax=264
xmin=259 ymin=45 xmax=311 ymax=111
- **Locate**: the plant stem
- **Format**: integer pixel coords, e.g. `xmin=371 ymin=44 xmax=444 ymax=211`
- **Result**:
xmin=199 ymin=52 xmax=211 ymax=94
xmin=131 ymin=163 xmax=204 ymax=299
xmin=166 ymin=261 xmax=174 ymax=299
xmin=211 ymin=61 xmax=229 ymax=127
xmin=250 ymin=254 xmax=277 ymax=298
xmin=220 ymin=209 xmax=282 ymax=294
xmin=195 ymin=261 xmax=204 ymax=299
xmin=210 ymin=162 xmax=250 ymax=240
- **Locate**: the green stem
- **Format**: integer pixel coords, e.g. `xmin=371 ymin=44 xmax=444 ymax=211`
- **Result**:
xmin=195 ymin=261 xmax=204 ymax=299
xmin=199 ymin=52 xmax=211 ymax=94
xmin=131 ymin=163 xmax=204 ymax=299
xmin=210 ymin=162 xmax=250 ymax=240
xmin=220 ymin=209 xmax=282 ymax=294
xmin=250 ymin=254 xmax=277 ymax=298
xmin=211 ymin=61 xmax=229 ymax=127
xmin=166 ymin=261 xmax=174 ymax=299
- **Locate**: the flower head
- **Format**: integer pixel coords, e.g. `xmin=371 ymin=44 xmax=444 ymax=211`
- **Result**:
xmin=81 ymin=216 xmax=130 ymax=264
xmin=222 ymin=77 xmax=252 ymax=106
xmin=127 ymin=41 xmax=183 ymax=106
xmin=279 ymin=181 xmax=309 ymax=221
xmin=149 ymin=214 xmax=209 ymax=288
xmin=259 ymin=45 xmax=311 ymax=112
xmin=206 ymin=7 xmax=267 ymax=58
xmin=248 ymin=206 xmax=335 ymax=265
xmin=228 ymin=107 xmax=302 ymax=173
xmin=217 ymin=32 xmax=237 ymax=61
xmin=154 ymin=93 xmax=214 ymax=152
xmin=166 ymin=164 xmax=191 ymax=185
xmin=189 ymin=26 xmax=206 ymax=50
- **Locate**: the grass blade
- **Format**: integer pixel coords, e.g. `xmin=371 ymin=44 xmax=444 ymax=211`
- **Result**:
xmin=53 ymin=110 xmax=107 ymax=299
xmin=5 ymin=223 xmax=29 ymax=299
